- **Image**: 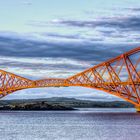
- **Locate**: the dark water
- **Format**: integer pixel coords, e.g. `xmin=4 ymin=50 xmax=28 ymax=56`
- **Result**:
xmin=0 ymin=108 xmax=139 ymax=140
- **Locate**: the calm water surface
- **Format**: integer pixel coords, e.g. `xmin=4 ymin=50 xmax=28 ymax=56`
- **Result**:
xmin=0 ymin=108 xmax=139 ymax=140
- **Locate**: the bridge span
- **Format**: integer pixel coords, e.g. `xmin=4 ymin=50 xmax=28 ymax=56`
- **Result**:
xmin=0 ymin=47 xmax=140 ymax=111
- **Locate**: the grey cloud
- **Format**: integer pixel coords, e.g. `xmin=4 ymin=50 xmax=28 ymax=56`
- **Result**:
xmin=126 ymin=7 xmax=140 ymax=12
xmin=0 ymin=35 xmax=139 ymax=63
xmin=39 ymin=32 xmax=104 ymax=42
xmin=48 ymin=16 xmax=140 ymax=31
xmin=40 ymin=32 xmax=81 ymax=40
xmin=0 ymin=60 xmax=86 ymax=70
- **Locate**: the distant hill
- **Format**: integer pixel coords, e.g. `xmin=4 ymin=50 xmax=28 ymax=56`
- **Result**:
xmin=0 ymin=98 xmax=75 ymax=111
xmin=0 ymin=97 xmax=134 ymax=110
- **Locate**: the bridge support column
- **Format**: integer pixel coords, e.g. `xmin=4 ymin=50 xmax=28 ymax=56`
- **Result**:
xmin=135 ymin=106 xmax=140 ymax=112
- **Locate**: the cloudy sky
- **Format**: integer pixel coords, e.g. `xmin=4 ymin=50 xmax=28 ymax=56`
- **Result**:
xmin=0 ymin=0 xmax=140 ymax=100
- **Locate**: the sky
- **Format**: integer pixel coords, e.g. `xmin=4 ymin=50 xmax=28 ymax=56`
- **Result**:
xmin=0 ymin=0 xmax=140 ymax=100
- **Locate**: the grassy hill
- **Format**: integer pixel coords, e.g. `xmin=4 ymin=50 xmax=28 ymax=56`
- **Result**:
xmin=0 ymin=97 xmax=134 ymax=110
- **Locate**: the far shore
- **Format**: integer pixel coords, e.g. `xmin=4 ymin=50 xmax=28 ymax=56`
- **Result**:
xmin=0 ymin=97 xmax=134 ymax=111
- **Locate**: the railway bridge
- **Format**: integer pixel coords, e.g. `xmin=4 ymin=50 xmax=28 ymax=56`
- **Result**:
xmin=0 ymin=47 xmax=140 ymax=111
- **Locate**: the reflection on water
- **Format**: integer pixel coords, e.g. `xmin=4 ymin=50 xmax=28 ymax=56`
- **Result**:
xmin=0 ymin=108 xmax=139 ymax=140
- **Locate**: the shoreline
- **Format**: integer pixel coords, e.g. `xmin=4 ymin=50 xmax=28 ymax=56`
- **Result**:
xmin=0 ymin=97 xmax=134 ymax=111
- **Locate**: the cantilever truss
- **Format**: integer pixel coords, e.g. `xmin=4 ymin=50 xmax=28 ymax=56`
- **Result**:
xmin=65 ymin=47 xmax=140 ymax=106
xmin=0 ymin=70 xmax=33 ymax=98
xmin=0 ymin=47 xmax=140 ymax=106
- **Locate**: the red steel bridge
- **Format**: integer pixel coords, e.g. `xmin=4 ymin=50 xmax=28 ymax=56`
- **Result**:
xmin=0 ymin=47 xmax=140 ymax=110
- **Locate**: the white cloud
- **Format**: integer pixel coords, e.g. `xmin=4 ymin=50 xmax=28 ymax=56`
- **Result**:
xmin=0 ymin=56 xmax=92 ymax=79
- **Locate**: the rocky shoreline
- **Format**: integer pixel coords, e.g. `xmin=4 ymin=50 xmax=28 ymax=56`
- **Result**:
xmin=0 ymin=101 xmax=75 ymax=111
xmin=0 ymin=97 xmax=134 ymax=111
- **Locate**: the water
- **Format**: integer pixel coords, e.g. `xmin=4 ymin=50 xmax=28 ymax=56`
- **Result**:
xmin=0 ymin=108 xmax=139 ymax=140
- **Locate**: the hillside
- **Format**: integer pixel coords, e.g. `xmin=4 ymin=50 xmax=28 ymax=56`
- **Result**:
xmin=0 ymin=97 xmax=134 ymax=110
